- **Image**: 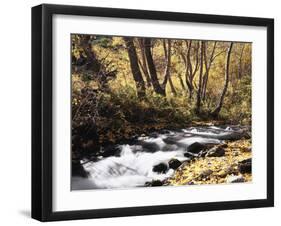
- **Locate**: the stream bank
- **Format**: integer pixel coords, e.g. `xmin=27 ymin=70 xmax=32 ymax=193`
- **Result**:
xmin=71 ymin=125 xmax=251 ymax=190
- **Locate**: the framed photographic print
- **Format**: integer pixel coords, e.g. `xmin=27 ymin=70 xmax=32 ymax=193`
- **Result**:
xmin=32 ymin=4 xmax=274 ymax=221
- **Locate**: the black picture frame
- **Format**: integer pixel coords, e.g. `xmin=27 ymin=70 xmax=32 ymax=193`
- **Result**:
xmin=32 ymin=3 xmax=274 ymax=222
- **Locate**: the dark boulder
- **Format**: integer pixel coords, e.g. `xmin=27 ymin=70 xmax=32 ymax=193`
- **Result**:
xmin=152 ymin=163 xmax=168 ymax=174
xmin=163 ymin=137 xmax=181 ymax=145
xmin=151 ymin=180 xmax=163 ymax=186
xmin=238 ymin=158 xmax=252 ymax=173
xmin=72 ymin=161 xmax=88 ymax=178
xmin=160 ymin=129 xmax=171 ymax=134
xmin=162 ymin=144 xmax=178 ymax=152
xmin=168 ymin=159 xmax=182 ymax=170
xmin=145 ymin=180 xmax=164 ymax=187
xmin=186 ymin=142 xmax=206 ymax=154
xmin=81 ymin=140 xmax=95 ymax=151
xmin=99 ymin=145 xmax=121 ymax=157
xmin=205 ymin=146 xmax=225 ymax=157
xmin=149 ymin=132 xmax=159 ymax=138
xmin=184 ymin=151 xmax=197 ymax=159
xmin=139 ymin=141 xmax=160 ymax=152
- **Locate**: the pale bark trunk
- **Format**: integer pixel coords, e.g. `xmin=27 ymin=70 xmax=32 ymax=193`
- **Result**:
xmin=212 ymin=42 xmax=234 ymax=117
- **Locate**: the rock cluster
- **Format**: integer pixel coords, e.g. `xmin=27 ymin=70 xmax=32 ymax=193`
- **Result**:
xmin=167 ymin=139 xmax=252 ymax=186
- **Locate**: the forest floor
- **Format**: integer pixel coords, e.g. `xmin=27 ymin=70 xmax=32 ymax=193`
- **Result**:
xmin=165 ymin=139 xmax=252 ymax=186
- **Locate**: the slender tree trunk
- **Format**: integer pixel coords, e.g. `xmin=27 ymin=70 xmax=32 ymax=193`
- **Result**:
xmin=184 ymin=41 xmax=193 ymax=98
xmin=238 ymin=44 xmax=245 ymax=79
xmin=162 ymin=39 xmax=172 ymax=90
xmin=202 ymin=41 xmax=217 ymax=100
xmin=143 ymin=38 xmax=165 ymax=96
xmin=212 ymin=42 xmax=234 ymax=117
xmin=177 ymin=73 xmax=186 ymax=91
xmin=184 ymin=41 xmax=200 ymax=99
xmin=195 ymin=41 xmax=205 ymax=114
xmin=124 ymin=37 xmax=146 ymax=99
xmin=168 ymin=76 xmax=177 ymax=95
xmin=162 ymin=39 xmax=176 ymax=95
xmin=137 ymin=38 xmax=152 ymax=87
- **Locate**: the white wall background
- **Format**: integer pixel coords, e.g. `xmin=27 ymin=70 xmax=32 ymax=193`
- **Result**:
xmin=0 ymin=0 xmax=279 ymax=225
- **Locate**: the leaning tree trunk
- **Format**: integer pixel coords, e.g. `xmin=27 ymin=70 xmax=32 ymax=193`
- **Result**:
xmin=137 ymin=38 xmax=152 ymax=87
xmin=143 ymin=38 xmax=166 ymax=96
xmin=212 ymin=42 xmax=234 ymax=117
xmin=168 ymin=77 xmax=177 ymax=95
xmin=124 ymin=37 xmax=146 ymax=99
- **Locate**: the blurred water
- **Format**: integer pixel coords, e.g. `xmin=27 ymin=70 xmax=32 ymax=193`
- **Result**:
xmin=71 ymin=126 xmax=239 ymax=190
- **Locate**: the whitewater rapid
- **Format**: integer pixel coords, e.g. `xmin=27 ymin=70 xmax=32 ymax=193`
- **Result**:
xmin=72 ymin=126 xmax=242 ymax=190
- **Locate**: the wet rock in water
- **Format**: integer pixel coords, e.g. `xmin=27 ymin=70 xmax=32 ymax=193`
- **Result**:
xmin=198 ymin=150 xmax=208 ymax=158
xmin=99 ymin=145 xmax=121 ymax=157
xmin=244 ymin=132 xmax=251 ymax=139
xmin=149 ymin=132 xmax=159 ymax=138
xmin=184 ymin=151 xmax=197 ymax=159
xmin=151 ymin=180 xmax=163 ymax=186
xmin=238 ymin=158 xmax=252 ymax=173
xmin=168 ymin=159 xmax=182 ymax=170
xmin=153 ymin=163 xmax=168 ymax=174
xmin=162 ymin=144 xmax=178 ymax=152
xmin=226 ymin=175 xmax=245 ymax=183
xmin=72 ymin=161 xmax=88 ymax=178
xmin=139 ymin=141 xmax=160 ymax=152
xmin=161 ymin=129 xmax=171 ymax=134
xmin=205 ymin=146 xmax=225 ymax=157
xmin=186 ymin=142 xmax=206 ymax=154
xmin=163 ymin=137 xmax=182 ymax=145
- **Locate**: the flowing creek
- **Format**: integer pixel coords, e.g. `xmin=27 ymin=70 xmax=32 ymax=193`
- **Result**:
xmin=72 ymin=125 xmax=248 ymax=190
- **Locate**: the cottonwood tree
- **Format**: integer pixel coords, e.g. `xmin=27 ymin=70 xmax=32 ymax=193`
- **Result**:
xmin=195 ymin=41 xmax=205 ymax=114
xmin=124 ymin=37 xmax=146 ymax=99
xmin=212 ymin=42 xmax=234 ymax=117
xmin=238 ymin=44 xmax=245 ymax=79
xmin=136 ymin=38 xmax=152 ymax=87
xmin=201 ymin=41 xmax=217 ymax=101
xmin=162 ymin=39 xmax=177 ymax=95
xmin=178 ymin=40 xmax=200 ymax=99
xmin=143 ymin=38 xmax=173 ymax=96
xmin=71 ymin=35 xmax=117 ymax=90
xmin=143 ymin=38 xmax=166 ymax=96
